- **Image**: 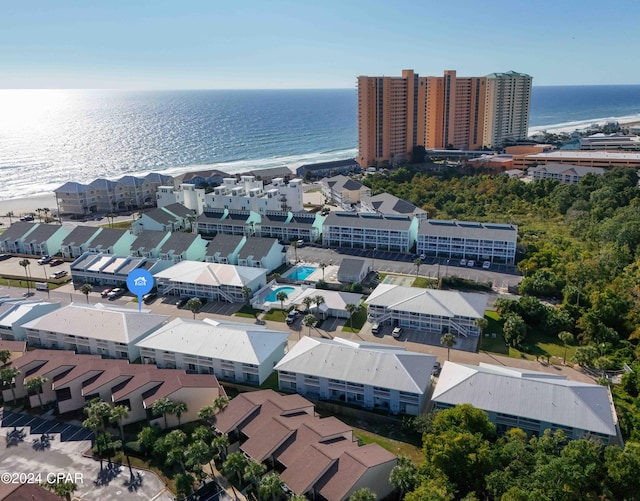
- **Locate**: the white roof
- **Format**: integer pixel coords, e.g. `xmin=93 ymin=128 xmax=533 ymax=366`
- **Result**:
xmin=0 ymin=301 xmax=60 ymax=328
xmin=293 ymin=288 xmax=363 ymax=312
xmin=274 ymin=337 xmax=435 ymax=394
xmin=365 ymin=284 xmax=487 ymax=319
xmin=135 ymin=318 xmax=289 ymax=364
xmin=153 ymin=260 xmax=266 ymax=287
xmin=432 ymin=362 xmax=618 ymax=437
xmin=21 ymin=303 xmax=170 ymax=345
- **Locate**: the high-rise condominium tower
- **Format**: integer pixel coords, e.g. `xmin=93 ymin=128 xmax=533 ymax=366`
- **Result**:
xmin=357 ymin=69 xmax=532 ymax=167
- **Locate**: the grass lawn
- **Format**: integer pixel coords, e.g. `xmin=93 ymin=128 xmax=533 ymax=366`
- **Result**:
xmin=260 ymin=372 xmax=280 ymax=391
xmin=263 ymin=309 xmax=287 ymax=322
xmin=101 ymin=221 xmax=133 ymax=230
xmin=481 ymin=310 xmax=577 ymax=363
xmin=412 ymin=276 xmax=438 ymax=289
xmin=235 ymin=305 xmax=261 ymax=318
xmin=341 ymin=305 xmax=367 ymax=333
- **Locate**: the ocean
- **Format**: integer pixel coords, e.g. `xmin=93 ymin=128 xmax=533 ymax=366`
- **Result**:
xmin=1 ymin=85 xmax=640 ymax=200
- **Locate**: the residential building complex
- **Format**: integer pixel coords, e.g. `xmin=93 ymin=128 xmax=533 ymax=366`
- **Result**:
xmin=214 ymin=390 xmax=396 ymax=500
xmin=156 ymin=183 xmax=206 ymax=214
xmin=137 ymin=318 xmax=289 ymax=385
xmin=512 ymin=150 xmax=640 ymax=169
xmin=417 ymin=220 xmax=518 ymax=264
xmin=357 ymin=69 xmax=532 ymax=166
xmin=579 ymin=133 xmax=640 ymax=151
xmin=528 ymin=163 xmax=605 ymax=184
xmin=275 ymin=337 xmax=436 ymax=415
xmin=296 ymin=158 xmax=361 ymax=179
xmin=321 ymin=175 xmax=371 ymax=208
xmin=432 ymin=362 xmax=621 ymax=445
xmin=365 ymin=284 xmax=487 ymax=338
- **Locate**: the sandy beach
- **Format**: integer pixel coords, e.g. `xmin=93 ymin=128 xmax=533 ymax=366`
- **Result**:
xmin=0 ymin=194 xmax=58 ymax=225
xmin=529 ymin=117 xmax=640 ymax=136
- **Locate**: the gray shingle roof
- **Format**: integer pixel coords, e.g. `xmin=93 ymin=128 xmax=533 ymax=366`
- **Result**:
xmin=163 ymin=203 xmax=193 ymax=218
xmin=238 ymin=237 xmax=278 ymax=259
xmin=88 ymin=228 xmax=127 ymax=248
xmin=363 ymin=193 xmax=426 ymax=217
xmin=131 ymin=231 xmax=168 ymax=252
xmin=158 ymin=232 xmax=199 ymax=255
xmin=206 ymin=235 xmax=245 ymax=257
xmin=140 ymin=208 xmax=177 ymax=225
xmin=54 ymin=181 xmax=87 ymax=194
xmin=61 ymin=225 xmax=102 ymax=246
xmin=0 ymin=222 xmax=36 ymax=241
xmin=22 ymin=223 xmax=65 ymax=244
xmin=418 ymin=219 xmax=517 ymax=241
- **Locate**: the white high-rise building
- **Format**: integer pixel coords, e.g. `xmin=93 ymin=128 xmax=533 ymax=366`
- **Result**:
xmin=204 ymin=176 xmax=303 ymax=214
xmin=156 ymin=184 xmax=205 ymax=214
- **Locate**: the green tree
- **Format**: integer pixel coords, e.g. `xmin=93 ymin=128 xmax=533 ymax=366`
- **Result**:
xmin=290 ymin=240 xmax=299 ymax=262
xmin=43 ymin=479 xmax=77 ymax=501
xmin=390 ymin=455 xmax=417 ymax=499
xmin=474 ymin=317 xmax=489 ymax=350
xmin=242 ymin=286 xmax=253 ymax=305
xmin=24 ymin=375 xmax=47 ymax=408
xmin=319 ymin=262 xmax=327 ymax=280
xmin=244 ymin=459 xmax=267 ymax=496
xmin=0 ymin=366 xmax=20 ymax=402
xmin=137 ymin=425 xmax=160 ymax=457
xmin=258 ymin=472 xmax=285 ymax=501
xmin=604 ymin=442 xmax=640 ymax=500
xmin=151 ymin=396 xmax=174 ymax=429
xmin=212 ymin=434 xmax=230 ymax=462
xmin=440 ymin=332 xmax=456 ymax=361
xmin=276 ymin=290 xmax=289 ymax=318
xmin=222 ymin=451 xmax=248 ymax=485
xmin=19 ymin=258 xmax=31 ymax=292
xmin=429 ymin=404 xmax=496 ymax=439
xmin=303 ymin=314 xmax=317 ymax=337
xmin=171 ymin=401 xmax=188 ymax=426
xmin=186 ymin=297 xmax=203 ymax=319
xmin=414 ymin=257 xmax=422 ymax=276
xmin=186 ymin=439 xmax=215 ymax=475
xmin=345 ymin=303 xmax=358 ymax=331
xmin=164 ymin=429 xmax=188 ymax=472
xmin=558 ymin=331 xmax=574 ymax=365
xmin=80 ymin=283 xmax=93 ymax=303
xmin=0 ymin=350 xmax=12 ymax=366
xmin=302 ymin=296 xmax=314 ymax=312
xmin=313 ymin=295 xmax=325 ymax=317
xmin=348 ymin=487 xmax=377 ymax=501
xmin=109 ymin=404 xmax=129 ymax=442
xmin=175 ymin=472 xmax=196 ymax=499
xmin=503 ymin=313 xmax=527 ymax=348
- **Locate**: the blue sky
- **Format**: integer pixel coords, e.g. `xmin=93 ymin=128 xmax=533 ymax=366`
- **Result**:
xmin=2 ymin=0 xmax=639 ymax=89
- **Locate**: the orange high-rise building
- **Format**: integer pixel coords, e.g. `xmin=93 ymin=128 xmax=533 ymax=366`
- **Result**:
xmin=357 ymin=69 xmax=532 ymax=167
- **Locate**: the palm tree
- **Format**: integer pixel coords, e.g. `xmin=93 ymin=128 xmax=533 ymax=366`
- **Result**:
xmin=5 ymin=211 xmax=13 ymax=224
xmin=186 ymin=439 xmax=214 ymax=475
xmin=313 ymin=295 xmax=325 ymax=318
xmin=187 ymin=297 xmax=203 ymax=319
xmin=36 ymin=208 xmax=43 ymax=222
xmin=106 ymin=212 xmax=117 ymax=228
xmin=349 ymin=487 xmax=377 ymax=501
xmin=440 ymin=332 xmax=457 ymax=361
xmin=244 ymin=460 xmax=267 ymax=496
xmin=558 ymin=331 xmax=574 ymax=365
xmin=43 ymin=480 xmax=77 ymax=501
xmin=171 ymin=401 xmax=188 ymax=426
xmin=222 ymin=451 xmax=248 ymax=486
xmin=319 ymin=262 xmax=327 ymax=280
xmin=19 ymin=259 xmax=31 ymax=292
xmin=474 ymin=316 xmax=489 ymax=350
xmin=151 ymin=396 xmax=174 ymax=429
xmin=345 ymin=303 xmax=358 ymax=331
xmin=109 ymin=405 xmax=129 ymax=442
xmin=198 ymin=405 xmax=216 ymax=424
xmin=303 ymin=314 xmax=317 ymax=337
xmin=24 ymin=375 xmax=47 ymax=408
xmin=80 ymin=283 xmax=93 ymax=303
xmin=212 ymin=434 xmax=230 ymax=462
xmin=164 ymin=429 xmax=188 ymax=472
xmin=242 ymin=286 xmax=253 ymax=305
xmin=276 ymin=290 xmax=289 ymax=318
xmin=213 ymin=395 xmax=229 ymax=413
xmin=258 ymin=472 xmax=285 ymax=501
xmin=0 ymin=350 xmax=12 ymax=366
xmin=42 ymin=208 xmax=51 ymax=222
xmin=414 ymin=257 xmax=422 ymax=276
xmin=302 ymin=296 xmax=314 ymax=313
xmin=0 ymin=366 xmax=20 ymax=403
xmin=290 ymin=240 xmax=299 ymax=263
xmin=389 ymin=455 xmax=417 ymax=500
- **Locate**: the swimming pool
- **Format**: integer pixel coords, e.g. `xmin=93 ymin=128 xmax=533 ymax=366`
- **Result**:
xmin=285 ymin=266 xmax=317 ymax=281
xmin=264 ymin=286 xmax=296 ymax=302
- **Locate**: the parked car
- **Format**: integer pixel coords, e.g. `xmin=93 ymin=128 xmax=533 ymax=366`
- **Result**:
xmin=49 ymin=259 xmax=64 ymax=267
xmin=296 ymin=239 xmax=305 ymax=247
xmin=392 ymin=326 xmax=403 ymax=339
xmin=482 ymin=261 xmax=491 ymax=269
xmin=176 ymin=297 xmax=190 ymax=309
xmin=432 ymin=361 xmax=442 ymax=376
xmin=459 ymin=259 xmax=467 ymax=267
xmin=101 ymin=287 xmax=113 ymax=298
xmin=49 ymin=270 xmax=68 ymax=279
xmin=142 ymin=292 xmax=157 ymax=304
xmin=19 ymin=215 xmax=34 ymax=222
xmin=286 ymin=310 xmax=301 ymax=324
xmin=107 ymin=288 xmax=124 ymax=300
xmin=0 ymin=254 xmax=11 ymax=261
xmin=419 ymin=253 xmax=426 ymax=261
xmin=37 ymin=255 xmax=52 ymax=265
xmin=467 ymin=260 xmax=475 ymax=267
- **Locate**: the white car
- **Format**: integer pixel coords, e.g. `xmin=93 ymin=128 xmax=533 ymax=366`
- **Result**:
xmin=392 ymin=327 xmax=403 ymax=338
xmin=482 ymin=261 xmax=491 ymax=269
xmin=459 ymin=259 xmax=467 ymax=267
xmin=467 ymin=260 xmax=475 ymax=267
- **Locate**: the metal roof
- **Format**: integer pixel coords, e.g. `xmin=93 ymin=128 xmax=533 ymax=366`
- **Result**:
xmin=275 ymin=337 xmax=435 ymax=394
xmin=418 ymin=219 xmax=518 ymax=241
xmin=432 ymin=362 xmax=618 ymax=437
xmin=153 ymin=260 xmax=266 ymax=287
xmin=323 ymin=212 xmax=413 ymax=230
xmin=136 ymin=318 xmax=289 ymax=365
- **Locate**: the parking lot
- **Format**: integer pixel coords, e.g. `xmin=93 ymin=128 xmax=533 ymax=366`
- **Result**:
xmin=0 ymin=408 xmax=173 ymax=501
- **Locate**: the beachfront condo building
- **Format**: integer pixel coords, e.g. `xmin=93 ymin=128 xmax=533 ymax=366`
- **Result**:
xmin=357 ymin=69 xmax=532 ymax=166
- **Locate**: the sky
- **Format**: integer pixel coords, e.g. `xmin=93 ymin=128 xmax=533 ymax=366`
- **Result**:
xmin=2 ymin=0 xmax=639 ymax=89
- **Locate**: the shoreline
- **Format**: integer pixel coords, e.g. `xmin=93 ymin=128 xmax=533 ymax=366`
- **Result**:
xmin=0 ymin=194 xmax=58 ymax=219
xmin=528 ymin=116 xmax=640 ymax=136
